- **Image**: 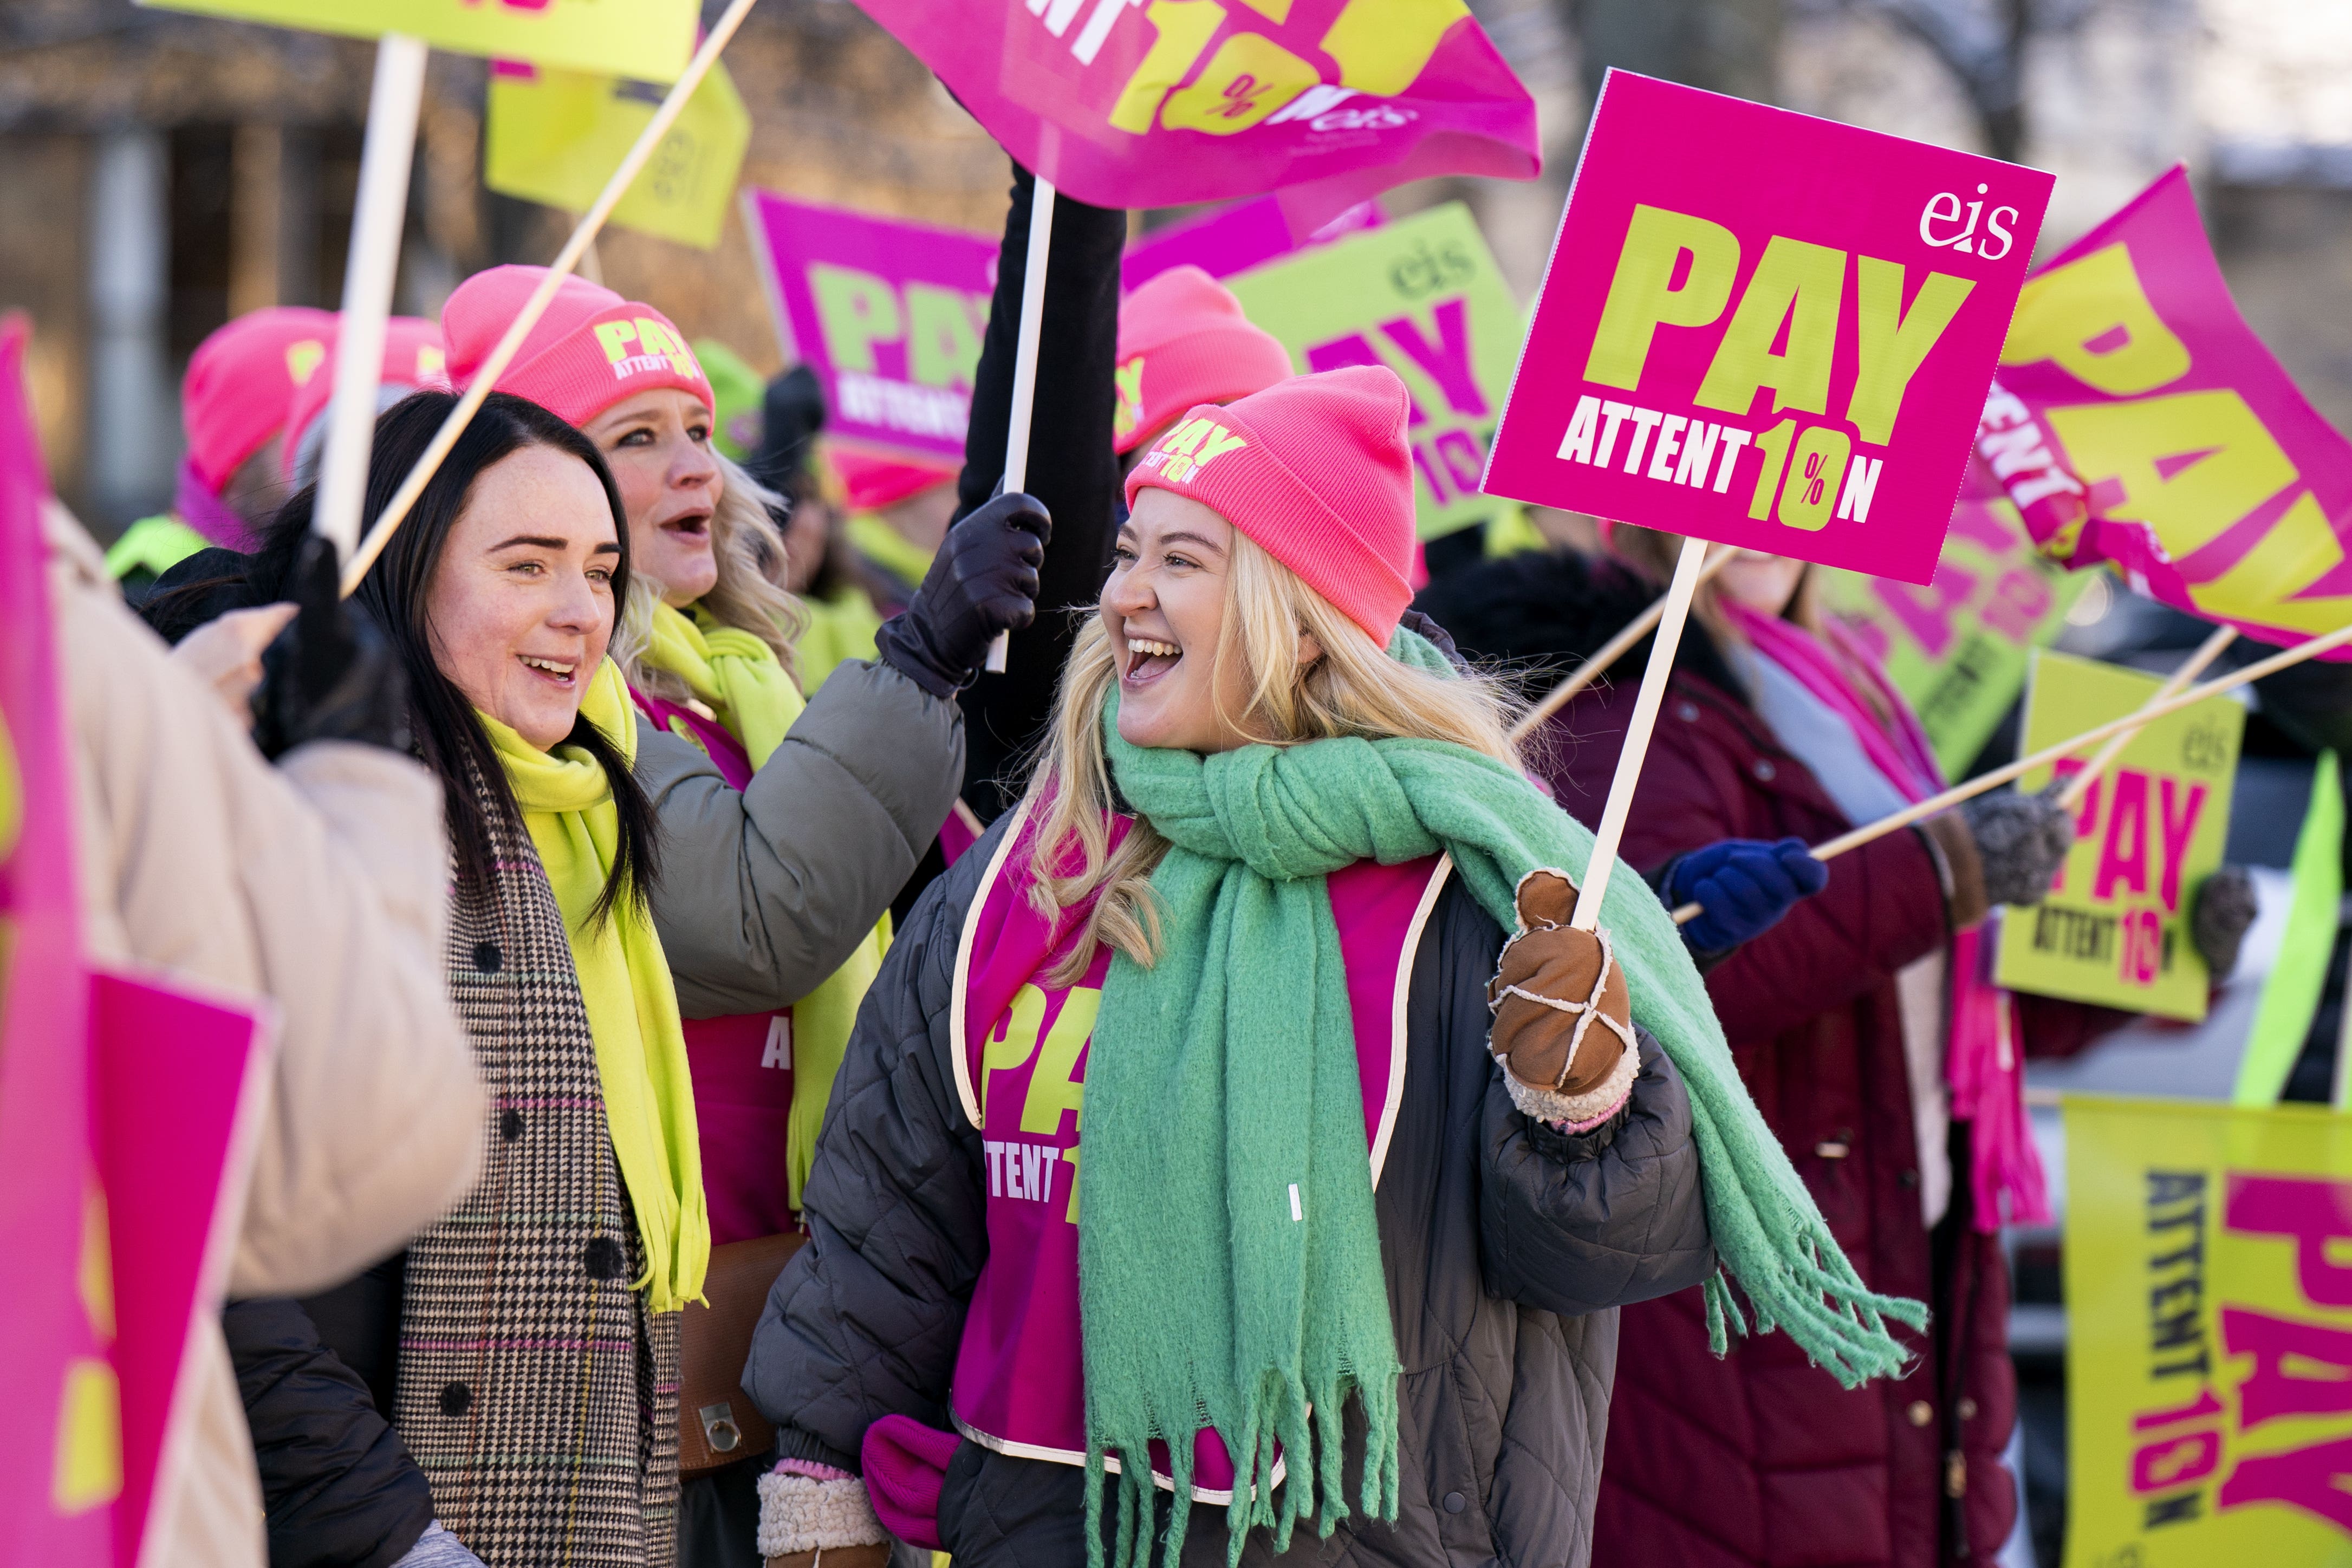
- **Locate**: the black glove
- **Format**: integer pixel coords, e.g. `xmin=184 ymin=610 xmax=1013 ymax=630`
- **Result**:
xmin=2192 ymin=863 xmax=2258 ymax=980
xmin=1398 ymin=607 xmax=1469 ymax=674
xmin=251 ymin=535 xmax=412 ymax=761
xmin=875 ymin=491 xmax=1051 ymax=697
xmin=1960 ymin=785 xmax=2076 ymax=908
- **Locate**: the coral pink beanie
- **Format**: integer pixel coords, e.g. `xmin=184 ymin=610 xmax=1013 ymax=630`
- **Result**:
xmin=1113 ymin=265 xmax=1295 ymax=454
xmin=182 ymin=306 xmax=337 ymax=491
xmin=1125 ymin=365 xmax=1417 ymax=645
xmin=829 ymin=444 xmax=957 ymax=513
xmin=440 ymin=265 xmax=712 ymax=430
xmin=280 ymin=317 xmax=451 ymax=479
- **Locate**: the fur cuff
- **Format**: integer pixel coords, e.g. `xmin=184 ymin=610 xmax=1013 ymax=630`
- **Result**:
xmin=756 ymin=1472 xmax=887 ymax=1556
xmin=1503 ymin=1029 xmax=1638 ymax=1126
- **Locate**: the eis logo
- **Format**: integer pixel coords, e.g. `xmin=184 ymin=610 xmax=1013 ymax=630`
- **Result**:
xmin=1919 ymin=183 xmax=2020 ymax=261
xmin=1140 ymin=415 xmax=1248 ymax=483
xmin=593 ymin=317 xmax=700 ymax=383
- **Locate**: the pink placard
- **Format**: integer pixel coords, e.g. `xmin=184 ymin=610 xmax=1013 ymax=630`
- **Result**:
xmin=745 ymin=190 xmax=998 ymax=466
xmin=1120 ymin=195 xmax=1383 ymax=294
xmin=850 ymin=0 xmax=1537 ymax=226
xmin=94 ymin=969 xmax=271 ymax=1568
xmin=1483 ymin=71 xmax=2053 ymax=585
xmin=1982 ymin=166 xmax=2352 ymax=654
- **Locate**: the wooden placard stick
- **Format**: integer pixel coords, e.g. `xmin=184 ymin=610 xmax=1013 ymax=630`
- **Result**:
xmin=340 ymin=0 xmax=762 ymax=596
xmin=1571 ymin=533 xmax=1710 ymax=931
xmin=1672 ymin=615 xmax=2352 ymax=924
xmin=983 ymin=174 xmax=1057 ymax=675
xmin=1508 ymin=544 xmax=1737 ymax=744
xmin=2054 ymin=623 xmax=2237 ymax=811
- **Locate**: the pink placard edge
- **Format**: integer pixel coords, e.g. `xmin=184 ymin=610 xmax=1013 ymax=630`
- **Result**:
xmin=103 ymin=965 xmax=276 ymax=1568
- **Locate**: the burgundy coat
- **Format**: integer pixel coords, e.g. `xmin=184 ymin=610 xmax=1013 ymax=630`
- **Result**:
xmin=1536 ymin=662 xmax=2016 ymax=1568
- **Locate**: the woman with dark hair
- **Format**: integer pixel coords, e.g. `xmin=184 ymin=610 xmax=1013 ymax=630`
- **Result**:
xmin=183 ymin=384 xmax=997 ymax=1568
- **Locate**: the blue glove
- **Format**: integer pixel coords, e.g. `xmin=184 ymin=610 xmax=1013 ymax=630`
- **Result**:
xmin=1664 ymin=837 xmax=1828 ymax=953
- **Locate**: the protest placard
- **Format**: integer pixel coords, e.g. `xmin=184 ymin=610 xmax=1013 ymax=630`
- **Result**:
xmin=851 ymin=0 xmax=1537 ymax=220
xmin=1224 ymin=203 xmax=1520 ymax=539
xmin=485 ymin=59 xmax=750 ymax=250
xmin=137 ymin=0 xmax=698 ymax=80
xmin=1987 ymin=166 xmax=2352 ymax=654
xmin=1484 ymin=70 xmax=2053 ymax=585
xmin=745 ymin=191 xmax=997 ymax=467
xmin=1996 ymin=650 xmax=2241 ymax=1020
xmin=1820 ymin=460 xmax=2085 ymax=775
xmin=1121 ymin=195 xmax=1382 ymax=293
xmin=2064 ymin=1095 xmax=2352 ymax=1565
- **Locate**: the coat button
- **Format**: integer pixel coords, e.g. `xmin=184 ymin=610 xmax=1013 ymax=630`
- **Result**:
xmin=1899 ymin=1169 xmax=1920 ymax=1188
xmin=473 ymin=940 xmax=502 ymax=973
xmin=440 ymin=1381 xmax=472 ymax=1417
xmin=1442 ymin=1491 xmax=1466 ymax=1514
xmin=499 ymin=1109 xmax=525 ymax=1143
xmin=1676 ymin=701 xmax=1700 ymax=723
xmin=582 ymin=1235 xmax=627 ymax=1280
xmin=1908 ymin=1400 xmax=1933 ymax=1427
xmin=1958 ymin=1397 xmax=1978 ymax=1420
xmin=1751 ymin=759 xmax=1777 ymax=782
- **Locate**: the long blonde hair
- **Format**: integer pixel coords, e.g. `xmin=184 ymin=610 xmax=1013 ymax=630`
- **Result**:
xmin=628 ymin=450 xmax=809 ymax=698
xmin=1024 ymin=529 xmax=1519 ymax=985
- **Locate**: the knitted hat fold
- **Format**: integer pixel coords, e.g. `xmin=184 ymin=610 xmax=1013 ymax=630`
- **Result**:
xmin=182 ymin=307 xmax=337 ymax=491
xmin=441 ymin=264 xmax=712 ymax=429
xmin=1113 ymin=265 xmax=1295 ymax=453
xmin=1125 ymin=365 xmax=1416 ymax=645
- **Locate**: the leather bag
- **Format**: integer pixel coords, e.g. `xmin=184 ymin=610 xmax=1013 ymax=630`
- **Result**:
xmin=679 ymin=1231 xmax=805 ymax=1474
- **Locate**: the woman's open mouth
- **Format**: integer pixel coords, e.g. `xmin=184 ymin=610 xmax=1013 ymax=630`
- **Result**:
xmin=661 ymin=510 xmax=711 ymax=540
xmin=1123 ymin=635 xmax=1180 ymax=687
xmin=518 ymin=653 xmax=579 ymax=689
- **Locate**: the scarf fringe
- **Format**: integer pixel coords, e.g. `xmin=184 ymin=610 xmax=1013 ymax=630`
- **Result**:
xmin=1688 ymin=1097 xmax=1927 ymax=1389
xmin=1083 ymin=1369 xmax=1402 ymax=1568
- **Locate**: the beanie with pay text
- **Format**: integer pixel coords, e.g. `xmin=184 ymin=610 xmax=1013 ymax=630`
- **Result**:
xmin=1113 ymin=265 xmax=1296 ymax=454
xmin=440 ymin=265 xmax=712 ymax=430
xmin=1125 ymin=364 xmax=1416 ymax=646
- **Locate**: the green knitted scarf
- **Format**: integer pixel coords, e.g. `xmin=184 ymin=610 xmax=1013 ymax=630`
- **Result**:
xmin=1076 ymin=630 xmax=1925 ymax=1568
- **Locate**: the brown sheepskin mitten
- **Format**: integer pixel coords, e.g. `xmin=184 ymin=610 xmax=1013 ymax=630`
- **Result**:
xmin=1485 ymin=868 xmax=1640 ymax=1125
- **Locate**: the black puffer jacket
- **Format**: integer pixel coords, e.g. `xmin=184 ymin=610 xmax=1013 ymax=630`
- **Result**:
xmin=745 ymin=814 xmax=1717 ymax=1567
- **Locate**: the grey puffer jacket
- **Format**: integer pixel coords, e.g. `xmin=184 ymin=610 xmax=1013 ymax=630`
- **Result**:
xmin=632 ymin=654 xmax=963 ymax=1018
xmin=746 ymin=816 xmax=1716 ymax=1568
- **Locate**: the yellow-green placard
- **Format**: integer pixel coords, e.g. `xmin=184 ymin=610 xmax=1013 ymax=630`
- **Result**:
xmin=137 ymin=0 xmax=697 ymax=82
xmin=486 ymin=60 xmax=750 ymax=250
xmin=1817 ymin=484 xmax=2087 ymax=777
xmin=1224 ymin=204 xmax=1521 ymax=541
xmin=2063 ymin=1094 xmax=2352 ymax=1566
xmin=1995 ymin=650 xmax=2242 ymax=1020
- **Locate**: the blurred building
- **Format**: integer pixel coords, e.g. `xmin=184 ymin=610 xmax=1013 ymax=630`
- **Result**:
xmin=0 ymin=0 xmax=1007 ymax=534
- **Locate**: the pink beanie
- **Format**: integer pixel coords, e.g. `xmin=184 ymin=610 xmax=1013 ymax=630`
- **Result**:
xmin=829 ymin=444 xmax=957 ymax=513
xmin=1113 ymin=265 xmax=1295 ymax=454
xmin=1125 ymin=365 xmax=1416 ymax=645
xmin=440 ymin=264 xmax=712 ymax=430
xmin=183 ymin=307 xmax=337 ymax=491
xmin=280 ymin=317 xmax=451 ymax=479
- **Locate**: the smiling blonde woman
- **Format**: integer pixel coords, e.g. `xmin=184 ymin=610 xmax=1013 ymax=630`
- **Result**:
xmin=744 ymin=368 xmax=1922 ymax=1568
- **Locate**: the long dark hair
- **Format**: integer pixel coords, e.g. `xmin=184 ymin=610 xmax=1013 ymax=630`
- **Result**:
xmin=277 ymin=391 xmax=661 ymax=922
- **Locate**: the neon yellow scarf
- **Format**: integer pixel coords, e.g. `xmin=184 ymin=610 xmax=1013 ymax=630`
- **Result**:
xmin=642 ymin=602 xmax=889 ymax=1207
xmin=844 ymin=510 xmax=937 ymax=587
xmin=479 ymin=659 xmax=709 ymax=1311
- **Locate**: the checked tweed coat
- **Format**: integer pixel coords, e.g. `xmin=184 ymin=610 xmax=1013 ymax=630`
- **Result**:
xmin=393 ymin=787 xmax=682 ymax=1567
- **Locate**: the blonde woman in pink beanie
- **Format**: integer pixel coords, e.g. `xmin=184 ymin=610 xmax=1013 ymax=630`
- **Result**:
xmin=735 ymin=366 xmax=1824 ymax=1568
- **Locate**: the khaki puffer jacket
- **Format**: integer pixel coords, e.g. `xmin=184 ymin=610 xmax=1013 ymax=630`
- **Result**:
xmin=49 ymin=506 xmax=485 ymax=1568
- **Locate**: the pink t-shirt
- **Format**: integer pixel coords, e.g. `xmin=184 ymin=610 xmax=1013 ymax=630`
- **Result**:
xmin=946 ymin=799 xmax=1451 ymax=1500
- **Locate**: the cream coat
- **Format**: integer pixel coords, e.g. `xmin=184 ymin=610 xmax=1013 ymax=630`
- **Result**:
xmin=48 ymin=506 xmax=485 ymax=1568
